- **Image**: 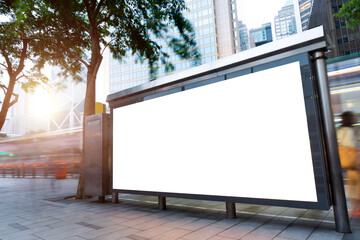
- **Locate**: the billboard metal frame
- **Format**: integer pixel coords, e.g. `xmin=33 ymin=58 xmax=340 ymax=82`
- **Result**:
xmin=107 ymin=26 xmax=350 ymax=233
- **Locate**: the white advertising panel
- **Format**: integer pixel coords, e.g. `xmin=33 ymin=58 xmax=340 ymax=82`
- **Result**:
xmin=113 ymin=61 xmax=318 ymax=202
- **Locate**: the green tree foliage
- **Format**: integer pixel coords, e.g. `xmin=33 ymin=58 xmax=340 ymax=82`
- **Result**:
xmin=9 ymin=0 xmax=200 ymax=198
xmin=334 ymin=0 xmax=360 ymax=30
xmin=0 ymin=14 xmax=49 ymax=131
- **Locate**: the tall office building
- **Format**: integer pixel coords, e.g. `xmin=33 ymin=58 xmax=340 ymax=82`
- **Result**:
xmin=308 ymin=0 xmax=360 ymax=58
xmin=249 ymin=23 xmax=273 ymax=48
xmin=299 ymin=0 xmax=313 ymax=30
xmin=238 ymin=20 xmax=249 ymax=51
xmin=331 ymin=0 xmax=360 ymax=57
xmin=108 ymin=0 xmax=241 ymax=94
xmin=274 ymin=0 xmax=297 ymax=40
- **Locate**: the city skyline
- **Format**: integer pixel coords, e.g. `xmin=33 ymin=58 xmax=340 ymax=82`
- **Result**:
xmin=236 ymin=0 xmax=291 ymax=30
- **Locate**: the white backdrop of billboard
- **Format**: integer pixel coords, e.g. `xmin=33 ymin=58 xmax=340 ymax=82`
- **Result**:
xmin=113 ymin=61 xmax=318 ymax=202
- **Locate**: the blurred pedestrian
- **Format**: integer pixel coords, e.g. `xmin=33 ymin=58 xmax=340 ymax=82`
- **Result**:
xmin=337 ymin=111 xmax=359 ymax=216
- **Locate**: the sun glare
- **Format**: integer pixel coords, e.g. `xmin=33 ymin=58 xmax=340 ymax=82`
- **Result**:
xmin=30 ymin=88 xmax=51 ymax=117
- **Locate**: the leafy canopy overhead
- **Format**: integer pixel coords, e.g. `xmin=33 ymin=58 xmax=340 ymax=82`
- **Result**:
xmin=335 ymin=0 xmax=360 ymax=30
xmin=14 ymin=0 xmax=200 ymax=79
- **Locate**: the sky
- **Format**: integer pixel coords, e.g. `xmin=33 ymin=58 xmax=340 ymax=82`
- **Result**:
xmin=236 ymin=0 xmax=290 ymax=30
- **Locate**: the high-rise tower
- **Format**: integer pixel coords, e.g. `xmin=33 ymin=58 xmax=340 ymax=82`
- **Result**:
xmin=275 ymin=0 xmax=297 ymax=40
xmin=108 ymin=0 xmax=241 ymax=94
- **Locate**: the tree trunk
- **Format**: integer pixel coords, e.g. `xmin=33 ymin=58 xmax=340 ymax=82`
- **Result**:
xmin=0 ymin=75 xmax=17 ymax=131
xmin=75 ymin=30 xmax=103 ymax=199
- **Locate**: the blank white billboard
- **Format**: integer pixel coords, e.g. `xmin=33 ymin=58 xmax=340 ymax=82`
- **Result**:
xmin=113 ymin=61 xmax=318 ymax=202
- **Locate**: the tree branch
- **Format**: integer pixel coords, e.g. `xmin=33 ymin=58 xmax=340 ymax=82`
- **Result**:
xmin=0 ymin=83 xmax=7 ymax=95
xmin=8 ymin=92 xmax=19 ymax=108
xmin=0 ymin=63 xmax=8 ymax=69
xmin=52 ymin=41 xmax=90 ymax=68
xmin=0 ymin=47 xmax=13 ymax=74
xmin=94 ymin=0 xmax=105 ymax=21
xmin=101 ymin=38 xmax=116 ymax=55
xmin=75 ymin=19 xmax=91 ymax=33
xmin=84 ymin=0 xmax=92 ymax=24
xmin=13 ymin=39 xmax=29 ymax=76
xmin=21 ymin=34 xmax=90 ymax=68
xmin=16 ymin=73 xmax=27 ymax=81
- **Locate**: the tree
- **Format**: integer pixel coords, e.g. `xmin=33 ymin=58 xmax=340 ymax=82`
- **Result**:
xmin=334 ymin=0 xmax=360 ymax=30
xmin=12 ymin=0 xmax=200 ymax=198
xmin=0 ymin=15 xmax=48 ymax=131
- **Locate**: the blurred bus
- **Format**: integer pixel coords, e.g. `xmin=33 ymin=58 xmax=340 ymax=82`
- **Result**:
xmin=0 ymin=128 xmax=82 ymax=178
xmin=328 ymin=53 xmax=360 ymax=138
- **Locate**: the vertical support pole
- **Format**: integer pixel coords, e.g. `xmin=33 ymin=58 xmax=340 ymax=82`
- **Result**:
xmin=313 ymin=51 xmax=351 ymax=233
xmin=226 ymin=202 xmax=236 ymax=219
xmin=158 ymin=196 xmax=166 ymax=210
xmin=98 ymin=196 xmax=105 ymax=203
xmin=112 ymin=192 xmax=119 ymax=204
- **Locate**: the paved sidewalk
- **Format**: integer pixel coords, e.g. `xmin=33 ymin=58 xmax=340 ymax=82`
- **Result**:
xmin=0 ymin=178 xmax=358 ymax=240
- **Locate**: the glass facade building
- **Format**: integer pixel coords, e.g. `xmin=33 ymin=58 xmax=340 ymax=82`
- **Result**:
xmin=274 ymin=1 xmax=297 ymax=40
xmin=238 ymin=20 xmax=249 ymax=51
xmin=299 ymin=0 xmax=313 ymax=30
xmin=308 ymin=0 xmax=360 ymax=59
xmin=108 ymin=0 xmax=241 ymax=94
xmin=249 ymin=23 xmax=273 ymax=47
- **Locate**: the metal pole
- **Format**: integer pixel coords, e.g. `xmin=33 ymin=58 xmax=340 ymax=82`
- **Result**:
xmin=225 ymin=202 xmax=236 ymax=219
xmin=98 ymin=196 xmax=105 ymax=203
xmin=112 ymin=192 xmax=119 ymax=204
xmin=312 ymin=51 xmax=351 ymax=233
xmin=158 ymin=196 xmax=166 ymax=210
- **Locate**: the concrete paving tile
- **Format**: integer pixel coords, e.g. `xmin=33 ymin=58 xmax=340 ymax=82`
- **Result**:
xmin=278 ymin=209 xmax=307 ymax=218
xmin=241 ymin=205 xmax=269 ymax=214
xmin=260 ymin=206 xmax=288 ymax=216
xmin=0 ymin=227 xmax=21 ymax=237
xmin=125 ymin=235 xmax=148 ymax=240
xmin=45 ymin=217 xmax=90 ymax=229
xmin=241 ymin=226 xmax=283 ymax=240
xmin=179 ymin=218 xmax=217 ymax=231
xmin=209 ymin=219 xmax=243 ymax=229
xmin=120 ymin=215 xmax=155 ymax=228
xmin=21 ymin=217 xmax=58 ymax=227
xmin=277 ymin=224 xmax=317 ymax=240
xmin=90 ymin=227 xmax=140 ymax=240
xmin=77 ymin=225 xmax=127 ymax=239
xmin=32 ymin=224 xmax=83 ymax=238
xmin=272 ymin=237 xmax=296 ymax=240
xmin=241 ymin=214 xmax=273 ymax=227
xmin=131 ymin=225 xmax=174 ymax=239
xmin=132 ymin=217 xmax=169 ymax=230
xmin=208 ymin=236 xmax=237 ymax=240
xmin=262 ymin=216 xmax=296 ymax=230
xmin=162 ymin=213 xmax=189 ymax=220
xmin=86 ymin=216 xmax=126 ymax=226
xmin=0 ymin=178 xmax=346 ymax=240
xmin=61 ymin=237 xmax=86 ymax=240
xmin=1 ymin=234 xmax=42 ymax=240
xmin=233 ymin=212 xmax=255 ymax=221
xmin=162 ymin=217 xmax=199 ymax=228
xmin=152 ymin=228 xmax=192 ymax=240
xmin=300 ymin=209 xmax=329 ymax=221
xmin=0 ymin=216 xmax=27 ymax=225
xmin=307 ymin=222 xmax=344 ymax=240
xmin=181 ymin=226 xmax=225 ymax=240
xmin=89 ymin=219 xmax=129 ymax=228
xmin=3 ymin=225 xmax=53 ymax=239
xmin=120 ymin=210 xmax=152 ymax=220
xmin=37 ymin=226 xmax=91 ymax=240
xmin=218 ymin=222 xmax=258 ymax=239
